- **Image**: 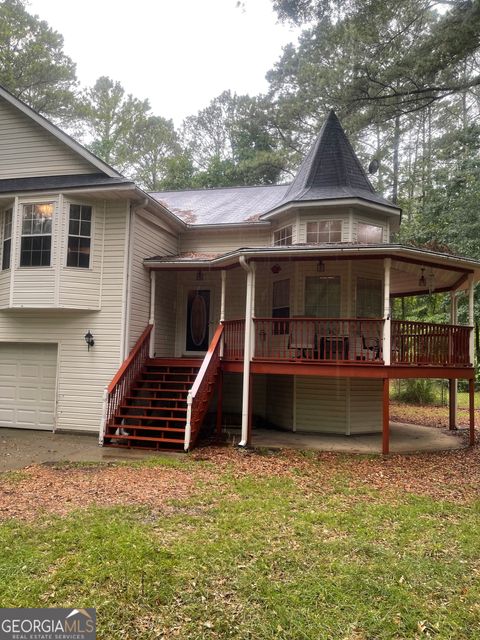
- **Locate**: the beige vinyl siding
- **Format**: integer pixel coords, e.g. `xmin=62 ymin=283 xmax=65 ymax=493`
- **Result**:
xmin=179 ymin=227 xmax=271 ymax=254
xmin=154 ymin=271 xmax=178 ymax=357
xmin=0 ymin=200 xmax=128 ymax=433
xmin=349 ymin=379 xmax=382 ymax=433
xmin=0 ymin=271 xmax=8 ymax=308
xmin=225 ymin=267 xmax=247 ymax=321
xmin=0 ymin=98 xmax=97 ymax=178
xmin=298 ymin=209 xmax=350 ymax=243
xmin=295 ymin=377 xmax=348 ymax=433
xmin=266 ymin=375 xmax=294 ymax=429
xmin=58 ymin=197 xmax=102 ymax=309
xmin=128 ymin=211 xmax=178 ymax=350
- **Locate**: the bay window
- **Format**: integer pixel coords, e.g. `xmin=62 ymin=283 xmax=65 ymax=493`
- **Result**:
xmin=2 ymin=208 xmax=12 ymax=270
xmin=67 ymin=204 xmax=92 ymax=268
xmin=20 ymin=203 xmax=53 ymax=267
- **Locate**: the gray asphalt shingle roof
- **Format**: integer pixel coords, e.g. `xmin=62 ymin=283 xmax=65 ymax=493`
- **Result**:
xmin=150 ymin=184 xmax=289 ymax=225
xmin=149 ymin=111 xmax=399 ymax=226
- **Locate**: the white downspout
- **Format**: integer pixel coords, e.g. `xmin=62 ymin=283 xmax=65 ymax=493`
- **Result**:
xmin=149 ymin=270 xmax=156 ymax=357
xmin=383 ymin=258 xmax=391 ymax=366
xmin=239 ymin=256 xmax=255 ymax=447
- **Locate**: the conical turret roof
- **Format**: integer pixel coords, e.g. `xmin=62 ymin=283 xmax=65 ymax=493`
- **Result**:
xmin=269 ymin=111 xmax=396 ymax=213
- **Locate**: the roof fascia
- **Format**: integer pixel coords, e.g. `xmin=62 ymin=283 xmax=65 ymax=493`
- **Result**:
xmin=144 ymin=244 xmax=480 ymax=275
xmin=0 ymin=85 xmax=122 ymax=178
xmin=261 ymin=198 xmax=401 ymax=220
xmin=183 ymin=221 xmax=271 ymax=231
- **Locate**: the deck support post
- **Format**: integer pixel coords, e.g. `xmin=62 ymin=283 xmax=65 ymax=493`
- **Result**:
xmin=149 ymin=271 xmax=156 ymax=357
xmin=383 ymin=258 xmax=391 ymax=366
xmin=382 ymin=378 xmax=390 ymax=455
xmin=216 ymin=370 xmax=223 ymax=442
xmin=239 ymin=258 xmax=255 ymax=446
xmin=468 ymin=275 xmax=475 ymax=366
xmin=469 ymin=377 xmax=475 ymax=446
xmin=449 ymin=292 xmax=458 ymax=429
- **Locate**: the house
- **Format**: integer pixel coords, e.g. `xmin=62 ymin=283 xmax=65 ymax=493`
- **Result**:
xmin=0 ymin=83 xmax=477 ymax=455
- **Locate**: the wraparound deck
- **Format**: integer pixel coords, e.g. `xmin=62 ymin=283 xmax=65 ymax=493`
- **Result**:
xmin=222 ymin=317 xmax=472 ymax=370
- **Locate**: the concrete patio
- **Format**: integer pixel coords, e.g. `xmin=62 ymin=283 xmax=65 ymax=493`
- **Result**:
xmin=0 ymin=422 xmax=467 ymax=472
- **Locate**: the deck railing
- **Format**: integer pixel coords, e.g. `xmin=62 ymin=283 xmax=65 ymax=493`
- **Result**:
xmin=253 ymin=318 xmax=384 ymax=363
xmin=391 ymin=320 xmax=471 ymax=366
xmin=99 ymin=324 xmax=153 ymax=444
xmin=222 ymin=317 xmax=472 ymax=367
xmin=184 ymin=323 xmax=224 ymax=451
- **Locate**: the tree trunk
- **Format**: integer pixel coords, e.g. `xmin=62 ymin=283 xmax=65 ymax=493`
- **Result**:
xmin=392 ymin=115 xmax=401 ymax=206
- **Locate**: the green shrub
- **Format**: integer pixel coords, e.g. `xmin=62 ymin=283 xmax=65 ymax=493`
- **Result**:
xmin=396 ymin=379 xmax=437 ymax=405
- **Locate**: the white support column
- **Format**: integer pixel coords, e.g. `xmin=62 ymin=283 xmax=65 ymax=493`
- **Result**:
xmin=383 ymin=258 xmax=392 ymax=366
xmin=468 ymin=275 xmax=475 ymax=366
xmin=220 ymin=269 xmax=226 ymax=322
xmin=239 ymin=258 xmax=255 ymax=446
xmin=149 ymin=270 xmax=156 ymax=357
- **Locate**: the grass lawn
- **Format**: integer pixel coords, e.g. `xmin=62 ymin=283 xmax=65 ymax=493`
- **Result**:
xmin=1 ymin=447 xmax=479 ymax=639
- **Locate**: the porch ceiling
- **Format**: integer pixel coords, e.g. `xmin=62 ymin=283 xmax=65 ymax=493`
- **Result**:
xmin=144 ymin=243 xmax=480 ymax=295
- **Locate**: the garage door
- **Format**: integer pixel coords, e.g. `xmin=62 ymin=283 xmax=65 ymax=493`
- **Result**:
xmin=0 ymin=343 xmax=57 ymax=430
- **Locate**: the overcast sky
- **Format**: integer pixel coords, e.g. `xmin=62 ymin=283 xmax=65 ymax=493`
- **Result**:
xmin=27 ymin=0 xmax=299 ymax=126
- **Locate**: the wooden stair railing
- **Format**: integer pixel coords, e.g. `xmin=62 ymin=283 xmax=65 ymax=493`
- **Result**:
xmin=184 ymin=323 xmax=224 ymax=451
xmin=99 ymin=324 xmax=153 ymax=444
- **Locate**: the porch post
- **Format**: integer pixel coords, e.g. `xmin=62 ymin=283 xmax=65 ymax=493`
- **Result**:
xmin=220 ymin=270 xmax=226 ymax=322
xmin=382 ymin=377 xmax=390 ymax=455
xmin=383 ymin=258 xmax=392 ymax=366
xmin=149 ymin=270 xmax=156 ymax=357
xmin=469 ymin=377 xmax=475 ymax=446
xmin=449 ymin=292 xmax=458 ymax=430
xmin=468 ymin=275 xmax=475 ymax=366
xmin=239 ymin=258 xmax=256 ymax=446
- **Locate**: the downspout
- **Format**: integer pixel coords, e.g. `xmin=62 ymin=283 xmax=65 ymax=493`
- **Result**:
xmin=122 ymin=198 xmax=148 ymax=358
xmin=239 ymin=256 xmax=255 ymax=446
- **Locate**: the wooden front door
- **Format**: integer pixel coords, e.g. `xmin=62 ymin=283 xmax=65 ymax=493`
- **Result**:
xmin=186 ymin=289 xmax=211 ymax=352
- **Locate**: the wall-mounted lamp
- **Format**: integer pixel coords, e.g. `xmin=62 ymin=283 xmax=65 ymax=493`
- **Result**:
xmin=316 ymin=260 xmax=326 ymax=272
xmin=196 ymin=270 xmax=204 ymax=281
xmin=418 ymin=267 xmax=426 ymax=288
xmin=271 ymin=264 xmax=282 ymax=274
xmin=84 ymin=330 xmax=95 ymax=350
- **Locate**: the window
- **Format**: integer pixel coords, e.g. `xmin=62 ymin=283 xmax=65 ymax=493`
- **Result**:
xmin=20 ymin=203 xmax=53 ymax=267
xmin=356 ymin=278 xmax=382 ymax=317
xmin=305 ymin=276 xmax=340 ymax=317
xmin=306 ymin=220 xmax=342 ymax=243
xmin=2 ymin=208 xmax=12 ymax=270
xmin=67 ymin=204 xmax=92 ymax=268
xmin=273 ymin=225 xmax=293 ymax=246
xmin=272 ymin=279 xmax=290 ymax=334
xmin=357 ymin=222 xmax=383 ymax=243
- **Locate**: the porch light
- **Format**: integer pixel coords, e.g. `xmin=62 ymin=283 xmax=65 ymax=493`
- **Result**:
xmin=418 ymin=267 xmax=427 ymax=288
xmin=316 ymin=260 xmax=326 ymax=273
xmin=196 ymin=270 xmax=204 ymax=281
xmin=428 ymin=269 xmax=435 ymax=294
xmin=271 ymin=264 xmax=281 ymax=274
xmin=84 ymin=330 xmax=95 ymax=350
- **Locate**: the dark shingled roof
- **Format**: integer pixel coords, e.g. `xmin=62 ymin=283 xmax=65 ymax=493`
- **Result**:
xmin=271 ymin=110 xmax=394 ymax=211
xmin=149 ymin=111 xmax=398 ymax=225
xmin=0 ymin=174 xmax=132 ymax=194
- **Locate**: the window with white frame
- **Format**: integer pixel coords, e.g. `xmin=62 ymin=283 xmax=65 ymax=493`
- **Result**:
xmin=356 ymin=277 xmax=382 ymax=317
xmin=67 ymin=204 xmax=92 ymax=268
xmin=357 ymin=222 xmax=383 ymax=243
xmin=273 ymin=225 xmax=293 ymax=246
xmin=306 ymin=220 xmax=342 ymax=243
xmin=20 ymin=203 xmax=53 ymax=267
xmin=1 ymin=208 xmax=12 ymax=270
xmin=272 ymin=278 xmax=290 ymax=334
xmin=305 ymin=276 xmax=341 ymax=317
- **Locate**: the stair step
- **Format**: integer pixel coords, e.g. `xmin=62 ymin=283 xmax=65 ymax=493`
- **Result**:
xmin=142 ymin=371 xmax=197 ymax=377
xmin=106 ymin=424 xmax=185 ymax=434
xmin=117 ymin=413 xmax=186 ymax=422
xmin=120 ymin=404 xmax=187 ymax=412
xmin=132 ymin=387 xmax=189 ymax=393
xmin=136 ymin=379 xmax=191 ymax=386
xmin=105 ymin=434 xmax=185 ymax=444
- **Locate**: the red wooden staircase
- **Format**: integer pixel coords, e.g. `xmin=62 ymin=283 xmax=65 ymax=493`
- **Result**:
xmin=103 ymin=359 xmax=201 ymax=450
xmin=101 ymin=324 xmax=224 ymax=451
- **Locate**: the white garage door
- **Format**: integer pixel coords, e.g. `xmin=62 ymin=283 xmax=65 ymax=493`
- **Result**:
xmin=0 ymin=343 xmax=57 ymax=430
